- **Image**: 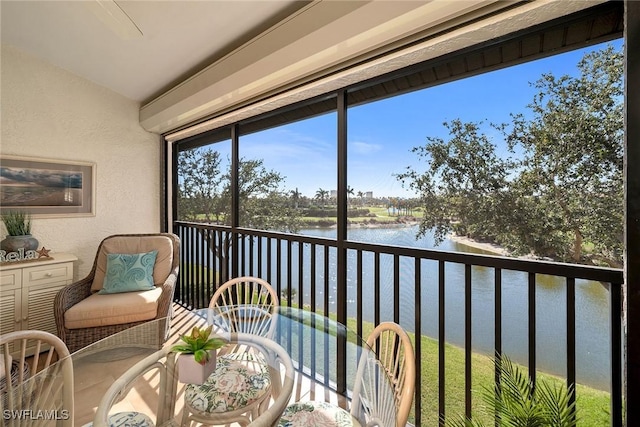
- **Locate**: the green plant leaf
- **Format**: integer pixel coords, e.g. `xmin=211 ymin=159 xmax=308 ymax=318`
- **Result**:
xmin=537 ymin=380 xmax=578 ymax=427
xmin=202 ymin=337 xmax=227 ymax=351
xmin=193 ymin=349 xmax=209 ymax=364
xmin=1 ymin=210 xmax=32 ymax=236
xmin=468 ymin=354 xmax=578 ymax=427
xmin=171 ymin=326 xmax=227 ymax=362
xmin=170 ymin=344 xmax=194 ymax=354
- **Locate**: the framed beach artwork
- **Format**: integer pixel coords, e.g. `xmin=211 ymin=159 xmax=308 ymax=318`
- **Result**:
xmin=0 ymin=155 xmax=95 ymax=217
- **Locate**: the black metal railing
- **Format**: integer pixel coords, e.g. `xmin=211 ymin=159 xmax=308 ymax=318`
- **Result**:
xmin=174 ymin=221 xmax=624 ymax=426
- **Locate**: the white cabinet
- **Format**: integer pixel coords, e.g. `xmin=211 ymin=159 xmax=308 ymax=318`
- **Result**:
xmin=0 ymin=253 xmax=76 ymax=352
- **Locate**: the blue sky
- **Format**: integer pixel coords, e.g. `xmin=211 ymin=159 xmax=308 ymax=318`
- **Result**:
xmin=229 ymin=39 xmax=622 ymax=199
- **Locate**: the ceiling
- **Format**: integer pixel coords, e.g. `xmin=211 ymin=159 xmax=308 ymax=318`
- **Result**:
xmin=2 ymin=0 xmax=620 ymax=136
xmin=0 ymin=0 xmax=305 ymax=103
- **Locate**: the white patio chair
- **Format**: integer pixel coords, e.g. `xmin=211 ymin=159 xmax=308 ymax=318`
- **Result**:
xmin=0 ymin=330 xmax=74 ymax=427
xmin=181 ymin=276 xmax=279 ymax=427
xmin=278 ymin=321 xmax=416 ymax=427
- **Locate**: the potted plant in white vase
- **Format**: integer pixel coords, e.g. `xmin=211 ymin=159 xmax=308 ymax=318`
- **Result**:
xmin=0 ymin=210 xmax=39 ymax=253
xmin=172 ymin=325 xmax=227 ymax=384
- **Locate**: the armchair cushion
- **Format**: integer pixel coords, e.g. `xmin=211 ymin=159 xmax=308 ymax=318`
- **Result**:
xmin=64 ymin=287 xmax=162 ymax=329
xmin=98 ymin=250 xmax=158 ymax=294
xmin=91 ymin=236 xmax=174 ymax=293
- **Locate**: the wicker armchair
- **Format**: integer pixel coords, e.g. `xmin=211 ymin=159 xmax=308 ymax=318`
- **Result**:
xmin=54 ymin=233 xmax=180 ymax=353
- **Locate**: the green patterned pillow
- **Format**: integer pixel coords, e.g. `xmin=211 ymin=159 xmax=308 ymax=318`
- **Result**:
xmin=99 ymin=250 xmax=158 ymax=294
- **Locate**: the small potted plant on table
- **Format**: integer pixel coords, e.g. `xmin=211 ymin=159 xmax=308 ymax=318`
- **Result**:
xmin=0 ymin=210 xmax=39 ymax=253
xmin=172 ymin=325 xmax=227 ymax=385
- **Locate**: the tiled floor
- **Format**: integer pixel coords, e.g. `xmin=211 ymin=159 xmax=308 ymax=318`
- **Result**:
xmin=73 ymin=303 xmax=348 ymax=426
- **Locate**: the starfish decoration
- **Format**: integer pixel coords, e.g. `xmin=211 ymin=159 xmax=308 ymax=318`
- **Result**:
xmin=37 ymin=247 xmax=51 ymax=258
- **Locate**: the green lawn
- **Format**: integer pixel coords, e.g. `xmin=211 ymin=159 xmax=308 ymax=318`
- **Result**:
xmin=302 ymin=205 xmax=422 ymax=225
xmin=188 ymin=205 xmax=423 ymax=226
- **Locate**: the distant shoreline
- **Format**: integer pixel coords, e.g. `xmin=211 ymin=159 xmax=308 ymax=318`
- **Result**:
xmin=303 ymin=219 xmax=511 ymax=256
xmin=448 ymin=234 xmax=509 ymax=256
xmin=304 ymin=219 xmax=511 ymax=256
xmin=302 ymin=217 xmax=420 ymax=229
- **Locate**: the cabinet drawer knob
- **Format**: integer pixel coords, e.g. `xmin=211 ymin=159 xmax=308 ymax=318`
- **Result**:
xmin=15 ymin=318 xmax=20 ymax=323
xmin=22 ymin=316 xmax=28 ymax=321
xmin=45 ymin=272 xmax=53 ymax=277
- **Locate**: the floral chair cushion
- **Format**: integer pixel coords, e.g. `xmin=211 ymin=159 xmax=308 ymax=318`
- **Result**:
xmin=83 ymin=411 xmax=154 ymax=427
xmin=278 ymin=401 xmax=361 ymax=427
xmin=185 ymin=352 xmax=271 ymax=414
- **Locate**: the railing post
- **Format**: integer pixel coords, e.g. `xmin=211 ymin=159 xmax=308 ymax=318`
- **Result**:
xmin=528 ymin=272 xmax=537 ymax=391
xmin=494 ymin=268 xmax=502 ymax=427
xmin=231 ymin=124 xmax=239 ymax=279
xmin=625 ymin=1 xmax=640 ymax=425
xmin=566 ymin=277 xmax=576 ymax=425
xmin=438 ymin=260 xmax=446 ymax=427
xmin=336 ymin=90 xmax=348 ymax=395
xmin=611 ymin=283 xmax=623 ymax=426
xmin=465 ymin=264 xmax=472 ymax=420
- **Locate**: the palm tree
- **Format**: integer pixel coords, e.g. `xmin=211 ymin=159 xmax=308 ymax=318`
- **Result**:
xmin=388 ymin=197 xmax=398 ymax=216
xmin=315 ymin=188 xmax=329 ymax=209
xmin=290 ymin=187 xmax=301 ymax=209
xmin=357 ymin=191 xmax=364 ymax=207
xmin=347 ymin=185 xmax=354 ymax=208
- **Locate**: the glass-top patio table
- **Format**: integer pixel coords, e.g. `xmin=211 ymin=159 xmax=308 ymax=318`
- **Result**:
xmin=9 ymin=305 xmax=396 ymax=426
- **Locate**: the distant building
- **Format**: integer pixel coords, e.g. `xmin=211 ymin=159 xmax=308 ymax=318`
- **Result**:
xmin=330 ymin=190 xmax=337 ymax=198
xmin=365 ymin=191 xmax=373 ymax=199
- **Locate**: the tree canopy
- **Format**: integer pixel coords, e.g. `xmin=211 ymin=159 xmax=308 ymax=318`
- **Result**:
xmin=177 ymin=148 xmax=302 ymax=233
xmin=397 ymin=45 xmax=623 ymax=267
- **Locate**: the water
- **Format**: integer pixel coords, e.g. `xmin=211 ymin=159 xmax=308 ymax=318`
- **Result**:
xmin=292 ymin=226 xmax=612 ymax=391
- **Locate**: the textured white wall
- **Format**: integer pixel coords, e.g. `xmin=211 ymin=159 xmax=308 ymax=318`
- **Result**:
xmin=1 ymin=45 xmax=161 ymax=279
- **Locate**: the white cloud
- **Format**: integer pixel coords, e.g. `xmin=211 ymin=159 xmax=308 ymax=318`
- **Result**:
xmin=241 ymin=128 xmax=334 ymax=162
xmin=351 ymin=141 xmax=382 ymax=154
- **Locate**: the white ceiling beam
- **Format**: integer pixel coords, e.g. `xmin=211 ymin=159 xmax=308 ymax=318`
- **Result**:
xmin=149 ymin=0 xmax=607 ymax=137
xmin=141 ymin=0 xmax=509 ymax=134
